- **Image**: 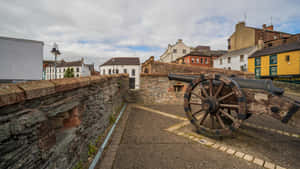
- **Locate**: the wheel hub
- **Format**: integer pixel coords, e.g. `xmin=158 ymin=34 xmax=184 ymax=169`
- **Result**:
xmin=202 ymin=96 xmax=219 ymax=114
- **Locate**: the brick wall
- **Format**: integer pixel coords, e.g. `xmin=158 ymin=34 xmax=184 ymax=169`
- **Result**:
xmin=0 ymin=74 xmax=128 ymax=169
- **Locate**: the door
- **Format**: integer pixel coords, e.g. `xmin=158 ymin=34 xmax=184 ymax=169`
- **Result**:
xmin=129 ymin=78 xmax=135 ymax=89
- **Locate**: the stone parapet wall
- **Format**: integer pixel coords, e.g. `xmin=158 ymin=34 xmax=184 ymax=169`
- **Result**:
xmin=0 ymin=74 xmax=128 ymax=169
xmin=142 ymin=61 xmax=254 ymax=79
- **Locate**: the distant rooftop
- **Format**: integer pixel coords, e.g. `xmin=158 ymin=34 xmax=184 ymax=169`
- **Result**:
xmin=101 ymin=57 xmax=140 ymax=66
xmin=250 ymin=42 xmax=300 ymax=58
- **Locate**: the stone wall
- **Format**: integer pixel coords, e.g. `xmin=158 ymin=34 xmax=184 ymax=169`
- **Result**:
xmin=0 ymin=74 xmax=128 ymax=169
xmin=142 ymin=61 xmax=254 ymax=79
xmin=137 ymin=74 xmax=186 ymax=104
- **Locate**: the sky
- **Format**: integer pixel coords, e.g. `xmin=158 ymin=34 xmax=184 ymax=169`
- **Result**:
xmin=1 ymin=0 xmax=300 ymax=70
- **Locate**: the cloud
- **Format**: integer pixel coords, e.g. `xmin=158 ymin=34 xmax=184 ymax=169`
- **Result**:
xmin=1 ymin=0 xmax=300 ymax=70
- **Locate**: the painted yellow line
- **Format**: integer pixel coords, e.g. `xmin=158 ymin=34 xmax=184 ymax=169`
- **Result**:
xmin=243 ymin=122 xmax=300 ymax=139
xmin=168 ymin=129 xmax=286 ymax=169
xmin=165 ymin=120 xmax=191 ymax=132
xmin=133 ymin=105 xmax=187 ymax=121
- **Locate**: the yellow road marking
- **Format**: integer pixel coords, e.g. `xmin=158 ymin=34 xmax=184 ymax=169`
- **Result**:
xmin=133 ymin=105 xmax=187 ymax=121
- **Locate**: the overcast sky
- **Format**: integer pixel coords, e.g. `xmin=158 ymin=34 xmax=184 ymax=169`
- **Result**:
xmin=1 ymin=0 xmax=300 ymax=69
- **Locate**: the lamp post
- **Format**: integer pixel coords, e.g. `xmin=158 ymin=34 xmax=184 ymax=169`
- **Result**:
xmin=51 ymin=43 xmax=61 ymax=79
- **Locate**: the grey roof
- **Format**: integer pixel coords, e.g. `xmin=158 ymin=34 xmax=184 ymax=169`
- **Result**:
xmin=101 ymin=57 xmax=140 ymax=66
xmin=250 ymin=42 xmax=300 ymax=58
xmin=0 ymin=36 xmax=44 ymax=45
xmin=222 ymin=46 xmax=257 ymax=57
xmin=57 ymin=60 xmax=83 ymax=67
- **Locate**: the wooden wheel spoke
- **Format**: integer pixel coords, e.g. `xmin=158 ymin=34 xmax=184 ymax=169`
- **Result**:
xmin=192 ymin=109 xmax=204 ymax=117
xmin=214 ymin=82 xmax=224 ymax=98
xmin=219 ymin=109 xmax=236 ymax=122
xmin=220 ymin=104 xmax=239 ymax=109
xmin=216 ymin=113 xmax=226 ymax=129
xmin=199 ymin=111 xmax=209 ymax=125
xmin=189 ymin=102 xmax=202 ymax=105
xmin=218 ymin=91 xmax=235 ymax=102
xmin=191 ymin=92 xmax=205 ymax=100
xmin=200 ymin=84 xmax=209 ymax=97
xmin=209 ymin=79 xmax=213 ymax=96
xmin=210 ymin=114 xmax=215 ymax=129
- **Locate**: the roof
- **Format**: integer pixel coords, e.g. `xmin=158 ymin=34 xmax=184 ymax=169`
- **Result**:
xmin=101 ymin=57 xmax=140 ymax=66
xmin=222 ymin=46 xmax=257 ymax=58
xmin=182 ymin=50 xmax=227 ymax=58
xmin=0 ymin=36 xmax=44 ymax=45
xmin=250 ymin=42 xmax=300 ymax=58
xmin=57 ymin=60 xmax=83 ymax=67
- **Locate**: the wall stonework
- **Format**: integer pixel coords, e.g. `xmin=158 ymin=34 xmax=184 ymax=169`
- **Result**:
xmin=138 ymin=74 xmax=186 ymax=104
xmin=0 ymin=74 xmax=128 ymax=169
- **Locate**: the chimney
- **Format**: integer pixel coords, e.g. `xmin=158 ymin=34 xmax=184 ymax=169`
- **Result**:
xmin=235 ymin=21 xmax=246 ymax=30
xmin=266 ymin=25 xmax=274 ymax=31
xmin=258 ymin=39 xmax=264 ymax=50
xmin=178 ymin=39 xmax=183 ymax=43
xmin=262 ymin=24 xmax=267 ymax=29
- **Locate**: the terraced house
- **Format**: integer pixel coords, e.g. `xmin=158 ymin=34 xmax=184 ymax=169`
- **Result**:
xmin=248 ymin=42 xmax=300 ymax=83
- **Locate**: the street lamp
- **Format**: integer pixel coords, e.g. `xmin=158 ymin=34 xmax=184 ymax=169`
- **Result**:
xmin=51 ymin=43 xmax=61 ymax=79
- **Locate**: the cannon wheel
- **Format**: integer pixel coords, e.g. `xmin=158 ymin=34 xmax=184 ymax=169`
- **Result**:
xmin=184 ymin=74 xmax=247 ymax=137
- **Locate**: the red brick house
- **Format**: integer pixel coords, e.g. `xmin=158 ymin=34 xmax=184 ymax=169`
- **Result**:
xmin=176 ymin=48 xmax=227 ymax=67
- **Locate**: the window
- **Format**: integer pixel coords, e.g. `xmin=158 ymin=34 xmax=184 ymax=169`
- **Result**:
xmin=124 ymin=69 xmax=127 ymax=74
xmin=220 ymin=59 xmax=223 ymax=65
xmin=173 ymin=49 xmax=177 ymax=53
xmin=286 ymin=55 xmax=290 ymax=62
xmin=71 ymin=68 xmax=74 ymax=72
xmin=196 ymin=58 xmax=199 ymax=63
xmin=191 ymin=58 xmax=194 ymax=63
xmin=103 ymin=69 xmax=105 ymax=75
xmin=173 ymin=84 xmax=184 ymax=92
xmin=205 ymin=58 xmax=208 ymax=64
xmin=116 ymin=69 xmax=119 ymax=74
xmin=228 ymin=67 xmax=231 ymax=70
xmin=268 ymin=43 xmax=273 ymax=47
xmin=255 ymin=67 xmax=261 ymax=77
xmin=183 ymin=49 xmax=186 ymax=54
xmin=109 ymin=69 xmax=111 ymax=74
xmin=227 ymin=57 xmax=231 ymax=63
xmin=131 ymin=69 xmax=135 ymax=76
xmin=64 ymin=68 xmax=65 ymax=72
xmin=270 ymin=54 xmax=277 ymax=64
xmin=255 ymin=57 xmax=261 ymax=66
xmin=200 ymin=58 xmax=203 ymax=64
xmin=76 ymin=68 xmax=80 ymax=72
xmin=270 ymin=66 xmax=277 ymax=76
xmin=76 ymin=74 xmax=79 ymax=77
xmin=240 ymin=55 xmax=244 ymax=62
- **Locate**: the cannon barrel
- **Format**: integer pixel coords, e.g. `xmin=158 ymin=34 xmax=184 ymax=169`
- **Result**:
xmin=168 ymin=73 xmax=284 ymax=96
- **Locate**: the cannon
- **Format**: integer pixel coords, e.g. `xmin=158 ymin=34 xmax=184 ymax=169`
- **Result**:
xmin=168 ymin=73 xmax=300 ymax=137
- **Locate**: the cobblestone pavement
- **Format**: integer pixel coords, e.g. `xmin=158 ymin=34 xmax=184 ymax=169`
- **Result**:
xmin=97 ymin=104 xmax=300 ymax=169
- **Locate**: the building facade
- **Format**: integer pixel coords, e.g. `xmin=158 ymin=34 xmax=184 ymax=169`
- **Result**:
xmin=160 ymin=39 xmax=192 ymax=63
xmin=248 ymin=42 xmax=300 ymax=83
xmin=176 ymin=47 xmax=227 ymax=68
xmin=214 ymin=46 xmax=257 ymax=71
xmin=99 ymin=57 xmax=140 ymax=89
xmin=228 ymin=22 xmax=291 ymax=51
xmin=43 ymin=58 xmax=92 ymax=80
xmin=0 ymin=36 xmax=44 ymax=83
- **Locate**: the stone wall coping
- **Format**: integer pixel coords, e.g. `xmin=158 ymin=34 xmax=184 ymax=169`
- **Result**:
xmin=0 ymin=74 xmax=128 ymax=107
xmin=152 ymin=61 xmax=254 ymax=76
xmin=141 ymin=72 xmax=253 ymax=77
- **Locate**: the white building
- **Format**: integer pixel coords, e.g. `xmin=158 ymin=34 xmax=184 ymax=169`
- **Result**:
xmin=160 ymin=39 xmax=192 ymax=63
xmin=43 ymin=58 xmax=92 ymax=80
xmin=99 ymin=57 xmax=140 ymax=89
xmin=0 ymin=36 xmax=43 ymax=83
xmin=213 ymin=46 xmax=258 ymax=71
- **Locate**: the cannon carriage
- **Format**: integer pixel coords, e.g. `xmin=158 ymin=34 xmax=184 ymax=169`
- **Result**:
xmin=168 ymin=73 xmax=300 ymax=137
